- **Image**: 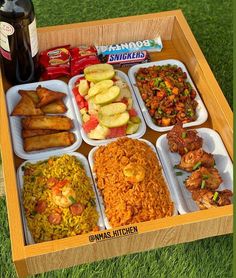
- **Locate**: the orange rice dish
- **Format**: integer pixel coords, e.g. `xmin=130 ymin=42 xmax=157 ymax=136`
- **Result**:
xmin=93 ymin=138 xmax=174 ymax=227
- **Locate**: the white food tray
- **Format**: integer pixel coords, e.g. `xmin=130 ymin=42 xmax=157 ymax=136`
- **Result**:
xmin=68 ymin=70 xmax=146 ymax=146
xmin=156 ymin=128 xmax=233 ymax=214
xmin=6 ymin=80 xmax=82 ymax=160
xmin=128 ymin=59 xmax=208 ymax=132
xmin=16 ymin=152 xmax=105 ymax=245
xmin=88 ymin=138 xmax=178 ymax=229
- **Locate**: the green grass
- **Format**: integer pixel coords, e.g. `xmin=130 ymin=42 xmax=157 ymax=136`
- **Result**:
xmin=0 ymin=0 xmax=233 ymax=277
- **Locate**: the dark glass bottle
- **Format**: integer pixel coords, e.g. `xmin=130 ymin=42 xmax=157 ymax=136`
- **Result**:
xmin=0 ymin=0 xmax=39 ymax=85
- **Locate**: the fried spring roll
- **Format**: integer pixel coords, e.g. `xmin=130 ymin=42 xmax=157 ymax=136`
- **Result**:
xmin=41 ymin=100 xmax=67 ymax=114
xmin=21 ymin=116 xmax=73 ymax=130
xmin=22 ymin=129 xmax=60 ymax=139
xmin=23 ymin=132 xmax=75 ymax=152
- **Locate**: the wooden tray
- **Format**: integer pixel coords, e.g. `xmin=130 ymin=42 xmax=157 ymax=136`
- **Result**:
xmin=0 ymin=10 xmax=233 ymax=278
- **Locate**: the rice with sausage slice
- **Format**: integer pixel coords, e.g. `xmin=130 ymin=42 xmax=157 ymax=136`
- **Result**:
xmin=23 ymin=154 xmax=99 ymax=243
xmin=93 ymin=138 xmax=174 ymax=227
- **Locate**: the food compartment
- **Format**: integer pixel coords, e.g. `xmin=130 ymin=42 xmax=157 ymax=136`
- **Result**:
xmin=17 ymin=152 xmax=105 ymax=244
xmin=88 ymin=138 xmax=178 ymax=229
xmin=68 ymin=70 xmax=146 ymax=146
xmin=128 ymin=59 xmax=208 ymax=132
xmin=156 ymin=128 xmax=233 ymax=213
xmin=6 ymin=79 xmax=82 ymax=160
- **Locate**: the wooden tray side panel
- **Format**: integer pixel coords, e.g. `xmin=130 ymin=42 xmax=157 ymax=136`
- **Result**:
xmin=0 ymin=74 xmax=27 ymax=264
xmin=23 ymin=207 xmax=232 ymax=275
xmin=171 ymin=12 xmax=233 ymax=158
xmin=37 ymin=15 xmax=174 ymax=51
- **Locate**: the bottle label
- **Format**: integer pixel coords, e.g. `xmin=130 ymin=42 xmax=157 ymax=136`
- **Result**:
xmin=0 ymin=22 xmax=15 ymax=60
xmin=28 ymin=18 xmax=38 ymax=57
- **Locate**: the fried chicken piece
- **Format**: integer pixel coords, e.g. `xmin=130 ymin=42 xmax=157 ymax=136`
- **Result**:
xmin=167 ymin=122 xmax=203 ymax=155
xmin=177 ymin=149 xmax=215 ymax=172
xmin=185 ymin=167 xmax=222 ymax=191
xmin=192 ymin=189 xmax=233 ymax=210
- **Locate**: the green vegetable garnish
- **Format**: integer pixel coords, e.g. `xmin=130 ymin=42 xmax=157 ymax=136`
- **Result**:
xmin=175 ymin=171 xmax=183 ymax=176
xmin=68 ymin=196 xmax=76 ymax=204
xmin=31 ymin=211 xmax=37 ymax=216
xmin=201 ymin=180 xmax=206 ymax=189
xmin=31 ymin=176 xmax=36 ymax=182
xmin=193 ymin=161 xmax=202 ymax=170
xmin=184 ymin=147 xmax=188 ymax=153
xmin=213 ymin=192 xmax=219 ymax=202
xmin=181 ymin=132 xmax=187 ymax=139
xmin=21 ymin=165 xmax=25 ymax=171
xmin=202 ymin=174 xmax=209 ymax=180
xmin=157 ymin=108 xmax=163 ymax=114
xmin=174 ymin=165 xmax=179 ymax=169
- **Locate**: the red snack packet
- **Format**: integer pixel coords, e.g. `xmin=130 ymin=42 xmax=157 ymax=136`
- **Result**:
xmin=39 ymin=45 xmax=71 ymax=80
xmin=70 ymin=45 xmax=100 ymax=76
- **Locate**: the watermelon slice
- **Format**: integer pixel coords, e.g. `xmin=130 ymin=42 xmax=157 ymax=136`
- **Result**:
xmin=128 ymin=108 xmax=137 ymax=117
xmin=82 ymin=115 xmax=99 ymax=133
xmin=106 ymin=125 xmax=127 ymax=139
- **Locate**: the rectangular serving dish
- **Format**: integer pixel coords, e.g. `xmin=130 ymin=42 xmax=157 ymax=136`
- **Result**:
xmin=16 ymin=152 xmax=105 ymax=245
xmin=6 ymin=79 xmax=82 ymax=160
xmin=156 ymin=128 xmax=233 ymax=214
xmin=0 ymin=10 xmax=233 ymax=278
xmin=128 ymin=59 xmax=208 ymax=132
xmin=68 ymin=70 xmax=146 ymax=146
xmin=88 ymin=138 xmax=178 ymax=229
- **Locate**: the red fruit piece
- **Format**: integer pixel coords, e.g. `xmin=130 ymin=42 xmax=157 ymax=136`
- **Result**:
xmin=106 ymin=125 xmax=127 ymax=139
xmin=128 ymin=108 xmax=137 ymax=117
xmin=82 ymin=115 xmax=99 ymax=133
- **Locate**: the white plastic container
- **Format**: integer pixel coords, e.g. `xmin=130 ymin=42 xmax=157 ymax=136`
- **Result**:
xmin=88 ymin=138 xmax=178 ymax=229
xmin=156 ymin=128 xmax=233 ymax=214
xmin=6 ymin=80 xmax=82 ymax=160
xmin=128 ymin=59 xmax=208 ymax=132
xmin=16 ymin=152 xmax=105 ymax=245
xmin=68 ymin=70 xmax=146 ymax=146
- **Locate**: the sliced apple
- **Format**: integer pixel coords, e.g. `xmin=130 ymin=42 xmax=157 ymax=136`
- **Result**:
xmin=94 ymin=86 xmax=120 ymax=105
xmin=99 ymin=111 xmax=130 ymax=128
xmin=84 ymin=64 xmax=115 ymax=83
xmin=130 ymin=116 xmax=141 ymax=124
xmin=78 ymin=79 xmax=89 ymax=96
xmin=88 ymin=79 xmax=114 ymax=98
xmin=87 ymin=124 xmax=110 ymax=139
xmin=126 ymin=122 xmax=140 ymax=134
xmin=100 ymin=102 xmax=127 ymax=116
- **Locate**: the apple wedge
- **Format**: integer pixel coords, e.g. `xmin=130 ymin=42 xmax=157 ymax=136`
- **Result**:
xmin=84 ymin=64 xmax=115 ymax=83
xmin=100 ymin=102 xmax=127 ymax=116
xmin=99 ymin=111 xmax=130 ymax=128
xmin=94 ymin=86 xmax=120 ymax=105
xmin=88 ymin=79 xmax=113 ymax=98
xmin=126 ymin=122 xmax=140 ymax=134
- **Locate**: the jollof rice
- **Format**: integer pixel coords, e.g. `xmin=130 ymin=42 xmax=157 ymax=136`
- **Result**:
xmin=93 ymin=138 xmax=174 ymax=227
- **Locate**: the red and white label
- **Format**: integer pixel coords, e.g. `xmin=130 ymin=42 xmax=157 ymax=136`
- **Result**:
xmin=0 ymin=21 xmax=14 ymax=60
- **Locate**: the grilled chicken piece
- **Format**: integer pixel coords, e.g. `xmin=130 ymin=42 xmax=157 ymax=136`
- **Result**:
xmin=192 ymin=189 xmax=233 ymax=210
xmin=167 ymin=122 xmax=203 ymax=155
xmin=185 ymin=167 xmax=222 ymax=191
xmin=177 ymin=149 xmax=215 ymax=172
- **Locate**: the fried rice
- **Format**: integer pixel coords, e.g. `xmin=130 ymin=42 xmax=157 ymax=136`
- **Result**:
xmin=22 ymin=154 xmax=99 ymax=243
xmin=93 ymin=138 xmax=174 ymax=227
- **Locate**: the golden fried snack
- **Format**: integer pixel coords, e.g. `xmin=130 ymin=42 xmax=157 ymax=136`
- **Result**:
xmin=36 ymin=86 xmax=66 ymax=107
xmin=11 ymin=95 xmax=43 ymax=116
xmin=18 ymin=90 xmax=39 ymax=104
xmin=23 ymin=132 xmax=75 ymax=152
xmin=22 ymin=129 xmax=60 ymax=139
xmin=41 ymin=100 xmax=67 ymax=114
xmin=21 ymin=116 xmax=74 ymax=130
